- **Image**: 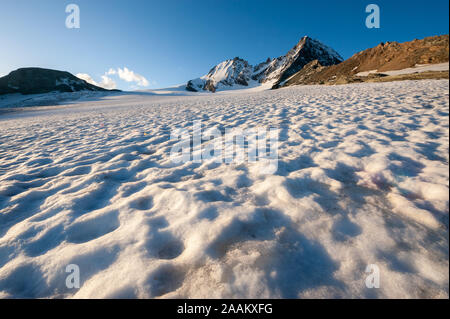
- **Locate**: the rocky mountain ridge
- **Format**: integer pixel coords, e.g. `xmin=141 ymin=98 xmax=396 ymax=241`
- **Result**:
xmin=281 ymin=34 xmax=449 ymax=87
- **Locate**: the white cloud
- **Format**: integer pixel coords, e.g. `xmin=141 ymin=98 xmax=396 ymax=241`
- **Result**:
xmin=76 ymin=73 xmax=97 ymax=85
xmin=76 ymin=73 xmax=117 ymax=90
xmin=116 ymin=67 xmax=149 ymax=87
xmin=99 ymin=75 xmax=117 ymax=90
xmin=76 ymin=66 xmax=150 ymax=90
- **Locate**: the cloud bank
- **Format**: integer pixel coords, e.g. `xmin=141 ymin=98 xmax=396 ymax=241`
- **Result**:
xmin=76 ymin=73 xmax=117 ymax=90
xmin=107 ymin=67 xmax=149 ymax=87
xmin=77 ymin=67 xmax=149 ymax=90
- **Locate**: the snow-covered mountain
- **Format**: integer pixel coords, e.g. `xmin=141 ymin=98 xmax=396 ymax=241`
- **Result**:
xmin=186 ymin=36 xmax=343 ymax=92
xmin=186 ymin=57 xmax=253 ymax=92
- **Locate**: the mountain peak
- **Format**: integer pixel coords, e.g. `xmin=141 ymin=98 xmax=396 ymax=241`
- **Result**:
xmin=186 ymin=36 xmax=343 ymax=92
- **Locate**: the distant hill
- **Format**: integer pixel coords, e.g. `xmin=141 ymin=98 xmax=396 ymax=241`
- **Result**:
xmin=280 ymin=34 xmax=449 ymax=87
xmin=0 ymin=68 xmax=119 ymax=95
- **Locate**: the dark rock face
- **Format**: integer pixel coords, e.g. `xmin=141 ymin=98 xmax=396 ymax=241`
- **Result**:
xmin=272 ymin=59 xmax=327 ymax=88
xmin=235 ymin=74 xmax=249 ymax=86
xmin=249 ymin=36 xmax=343 ymax=86
xmin=186 ymin=80 xmax=198 ymax=92
xmin=204 ymin=80 xmax=217 ymax=93
xmin=253 ymin=58 xmax=272 ymax=74
xmin=272 ymin=36 xmax=344 ymax=86
xmin=0 ymin=68 xmax=114 ymax=95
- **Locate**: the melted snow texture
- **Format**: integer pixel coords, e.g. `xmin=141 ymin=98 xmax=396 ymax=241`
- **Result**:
xmin=0 ymin=80 xmax=448 ymax=298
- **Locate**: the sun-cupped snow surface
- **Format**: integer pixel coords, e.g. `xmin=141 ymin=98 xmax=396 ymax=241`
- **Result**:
xmin=0 ymin=80 xmax=448 ymax=298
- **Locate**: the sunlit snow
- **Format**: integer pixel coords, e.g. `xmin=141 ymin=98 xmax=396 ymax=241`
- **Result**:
xmin=0 ymin=80 xmax=448 ymax=298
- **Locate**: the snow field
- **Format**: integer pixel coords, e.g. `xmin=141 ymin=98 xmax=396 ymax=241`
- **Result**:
xmin=0 ymin=80 xmax=448 ymax=298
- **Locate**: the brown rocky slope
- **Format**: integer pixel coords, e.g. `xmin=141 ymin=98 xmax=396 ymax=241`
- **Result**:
xmin=280 ymin=34 xmax=449 ymax=87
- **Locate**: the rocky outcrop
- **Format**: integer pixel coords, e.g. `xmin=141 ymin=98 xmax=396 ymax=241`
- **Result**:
xmin=281 ymin=34 xmax=449 ymax=87
xmin=254 ymin=36 xmax=343 ymax=87
xmin=0 ymin=68 xmax=118 ymax=95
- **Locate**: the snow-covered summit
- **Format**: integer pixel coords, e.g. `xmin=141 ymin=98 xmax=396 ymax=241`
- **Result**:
xmin=187 ymin=36 xmax=343 ymax=92
xmin=187 ymin=57 xmax=253 ymax=92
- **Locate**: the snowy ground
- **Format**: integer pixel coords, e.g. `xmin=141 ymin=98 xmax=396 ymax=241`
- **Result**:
xmin=0 ymin=90 xmax=122 ymax=109
xmin=356 ymin=62 xmax=449 ymax=77
xmin=0 ymin=80 xmax=448 ymax=298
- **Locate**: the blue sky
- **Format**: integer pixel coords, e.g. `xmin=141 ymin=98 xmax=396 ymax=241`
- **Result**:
xmin=0 ymin=0 xmax=448 ymax=90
